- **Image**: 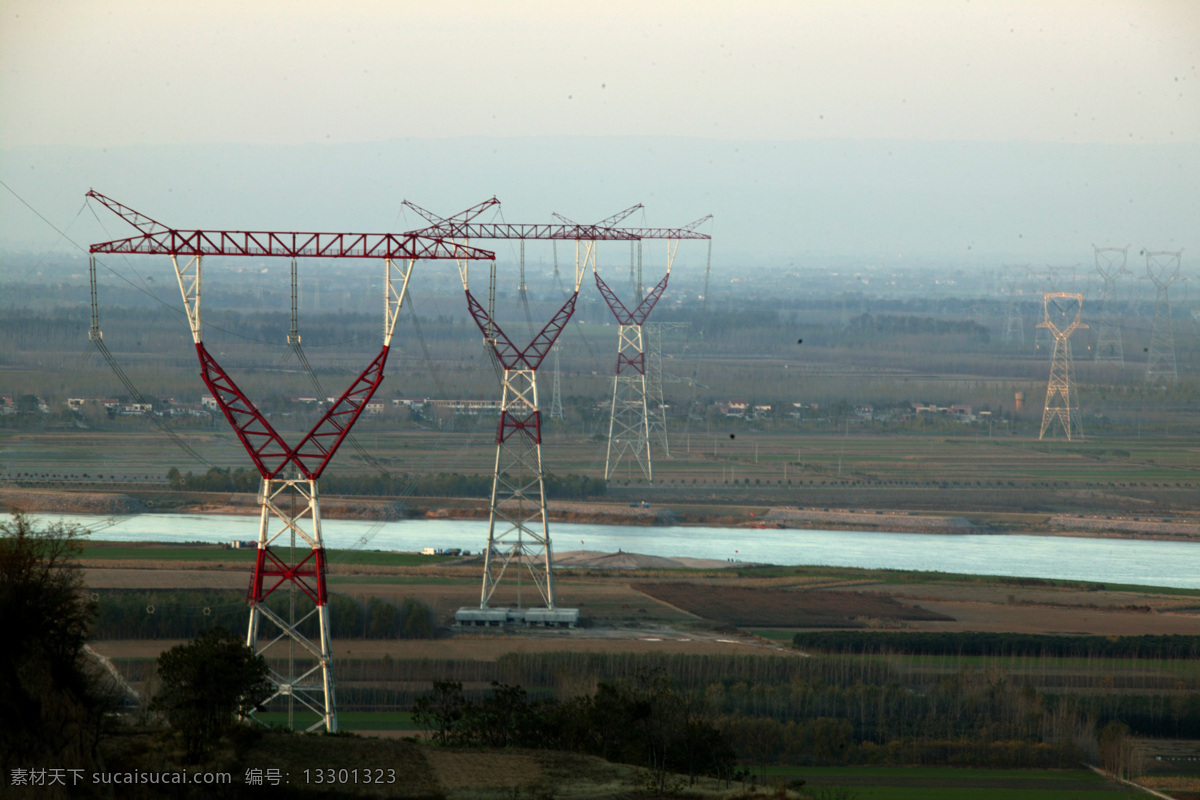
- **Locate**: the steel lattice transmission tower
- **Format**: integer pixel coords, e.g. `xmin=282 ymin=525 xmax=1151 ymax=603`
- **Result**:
xmin=1037 ymin=293 xmax=1088 ymax=441
xmin=1143 ymin=250 xmax=1184 ymax=385
xmin=1001 ymin=265 xmax=1027 ymax=346
xmin=595 ymin=249 xmax=673 ymax=482
xmin=88 ymin=191 xmax=494 ymax=732
xmin=1092 ymin=245 xmax=1129 ymax=363
xmin=570 ymin=214 xmax=709 ymax=483
xmin=461 ymin=242 xmax=592 ymax=621
xmin=548 ymin=346 xmax=565 ymax=420
xmin=1031 ymin=265 xmax=1077 ymax=352
xmin=402 ymin=200 xmax=638 ymax=625
xmin=469 ymin=254 xmax=578 ymax=614
xmin=644 ymin=321 xmax=688 ymax=457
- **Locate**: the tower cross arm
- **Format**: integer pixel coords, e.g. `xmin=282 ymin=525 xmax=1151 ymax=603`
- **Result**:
xmin=87 ymin=191 xmax=496 ymax=260
xmin=611 ymin=226 xmax=710 ymax=240
xmin=411 ymin=222 xmax=639 ymax=241
xmin=405 ymin=198 xmax=637 ymax=241
xmin=402 ymin=197 xmax=501 ymax=226
xmin=553 ymin=208 xmax=710 ymax=240
xmin=89 ymin=230 xmax=495 ymax=260
xmin=86 ymin=189 xmax=172 ymax=236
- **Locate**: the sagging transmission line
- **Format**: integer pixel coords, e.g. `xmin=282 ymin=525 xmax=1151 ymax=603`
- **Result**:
xmin=281 ymin=258 xmax=391 ymax=477
xmin=87 ymin=254 xmax=214 ymax=469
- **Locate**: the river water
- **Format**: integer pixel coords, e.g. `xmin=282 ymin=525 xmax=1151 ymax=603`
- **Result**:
xmin=37 ymin=512 xmax=1200 ymax=589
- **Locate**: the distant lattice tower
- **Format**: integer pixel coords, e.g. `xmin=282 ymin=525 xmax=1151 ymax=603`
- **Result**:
xmin=1093 ymin=245 xmax=1130 ymax=363
xmin=1001 ymin=265 xmax=1027 ymax=345
xmin=1038 ymin=293 xmax=1088 ymax=441
xmin=1032 ymin=265 xmax=1077 ymax=353
xmin=548 ymin=345 xmax=565 ymax=421
xmin=1144 ymin=250 xmax=1184 ymax=385
xmin=644 ymin=321 xmax=688 ymax=457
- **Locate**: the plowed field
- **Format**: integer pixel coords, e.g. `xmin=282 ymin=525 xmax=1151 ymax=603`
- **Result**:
xmin=634 ymin=582 xmax=953 ymax=627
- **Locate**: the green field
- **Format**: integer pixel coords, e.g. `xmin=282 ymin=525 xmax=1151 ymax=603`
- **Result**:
xmin=7 ymin=424 xmax=1200 ymax=520
xmin=327 ymin=575 xmax=473 ymax=586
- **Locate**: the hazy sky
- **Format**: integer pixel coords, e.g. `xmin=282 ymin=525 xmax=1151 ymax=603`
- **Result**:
xmin=3 ymin=0 xmax=1197 ymax=148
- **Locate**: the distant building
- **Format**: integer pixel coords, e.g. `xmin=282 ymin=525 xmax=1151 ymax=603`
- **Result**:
xmin=912 ymin=402 xmax=976 ymax=422
xmin=67 ymin=396 xmax=117 ymax=410
xmin=120 ymin=402 xmax=153 ymax=415
xmin=393 ymin=397 xmax=501 ymax=415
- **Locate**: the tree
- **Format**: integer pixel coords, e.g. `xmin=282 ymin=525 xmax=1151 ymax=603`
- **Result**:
xmin=412 ymin=680 xmax=467 ymax=745
xmin=0 ymin=512 xmax=110 ymax=774
xmin=151 ymin=627 xmax=272 ymax=761
xmin=1098 ymin=719 xmax=1136 ymax=779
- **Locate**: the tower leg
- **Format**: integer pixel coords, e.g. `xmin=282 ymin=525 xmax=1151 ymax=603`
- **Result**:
xmin=246 ymin=478 xmax=337 ymax=732
xmin=604 ymin=323 xmax=652 ymax=481
xmin=480 ymin=369 xmax=556 ymax=610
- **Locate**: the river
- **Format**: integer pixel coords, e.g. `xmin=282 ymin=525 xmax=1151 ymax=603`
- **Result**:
xmin=36 ymin=512 xmax=1200 ymax=590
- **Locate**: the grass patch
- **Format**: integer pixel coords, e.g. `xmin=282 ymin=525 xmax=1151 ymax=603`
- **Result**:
xmin=327 ymin=575 xmax=474 ymax=586
xmin=81 ymin=545 xmax=260 ymax=562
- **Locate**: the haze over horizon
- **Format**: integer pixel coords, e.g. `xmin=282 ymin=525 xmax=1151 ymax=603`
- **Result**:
xmin=2 ymin=1 xmax=1197 ymax=265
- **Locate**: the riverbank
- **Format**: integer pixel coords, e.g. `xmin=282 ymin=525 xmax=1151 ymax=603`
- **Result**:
xmin=3 ymin=486 xmax=1199 ymax=543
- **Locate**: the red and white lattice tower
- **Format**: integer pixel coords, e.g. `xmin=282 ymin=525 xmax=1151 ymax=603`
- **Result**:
xmin=595 ymin=252 xmax=674 ymax=482
xmin=1037 ymin=293 xmax=1088 ymax=441
xmin=590 ymin=216 xmax=711 ymax=483
xmin=461 ymin=244 xmax=590 ymax=621
xmin=401 ymin=201 xmax=638 ymax=625
xmin=551 ymin=211 xmax=710 ymax=483
xmin=87 ymin=191 xmax=493 ymax=731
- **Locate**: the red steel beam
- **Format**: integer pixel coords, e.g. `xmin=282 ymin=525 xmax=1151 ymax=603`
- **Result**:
xmin=604 ymin=226 xmax=709 ymax=240
xmin=594 ymin=271 xmax=671 ymax=326
xmin=465 ymin=290 xmax=578 ymax=373
xmin=87 ymin=190 xmax=495 ymax=261
xmin=200 ymin=342 xmax=391 ymax=481
xmin=410 ymin=221 xmax=640 ymax=242
xmin=91 ymin=228 xmax=493 ymax=261
xmin=403 ymin=197 xmax=640 ymax=242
